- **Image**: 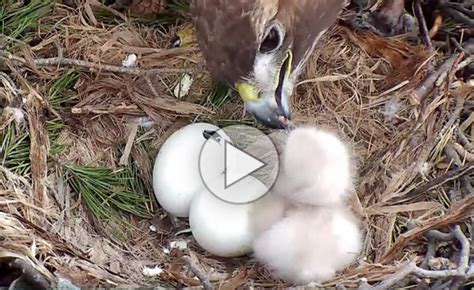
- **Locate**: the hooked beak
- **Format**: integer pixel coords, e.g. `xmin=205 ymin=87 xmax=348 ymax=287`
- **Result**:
xmin=236 ymin=51 xmax=293 ymax=129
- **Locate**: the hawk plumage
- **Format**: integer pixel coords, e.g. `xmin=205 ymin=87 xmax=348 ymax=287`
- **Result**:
xmin=191 ymin=0 xmax=345 ymax=128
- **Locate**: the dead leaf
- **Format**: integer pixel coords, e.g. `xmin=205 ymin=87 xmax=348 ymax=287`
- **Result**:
xmin=219 ymin=270 xmax=248 ymax=290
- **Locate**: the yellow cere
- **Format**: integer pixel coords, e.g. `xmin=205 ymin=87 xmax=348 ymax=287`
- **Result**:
xmin=236 ymin=83 xmax=259 ymax=102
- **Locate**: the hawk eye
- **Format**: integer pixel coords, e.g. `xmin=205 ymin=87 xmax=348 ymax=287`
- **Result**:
xmin=259 ymin=26 xmax=283 ymax=53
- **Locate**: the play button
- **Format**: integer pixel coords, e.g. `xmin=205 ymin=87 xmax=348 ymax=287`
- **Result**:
xmin=198 ymin=125 xmax=280 ymax=204
xmin=224 ymin=141 xmax=265 ymax=188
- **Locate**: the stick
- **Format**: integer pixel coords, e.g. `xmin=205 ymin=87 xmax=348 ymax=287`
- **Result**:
xmin=414 ymin=0 xmax=433 ymax=51
xmin=411 ymin=53 xmax=462 ymax=104
xmin=425 ymin=229 xmax=455 ymax=241
xmin=183 ymin=253 xmax=214 ymax=290
xmin=453 ymin=143 xmax=474 ymax=162
xmin=119 ymin=123 xmax=138 ymax=166
xmin=456 ymin=129 xmax=474 ymax=153
xmin=445 ymin=142 xmax=473 ymax=197
xmin=369 ymin=226 xmax=472 ymax=289
xmin=456 ymin=56 xmax=473 ymax=72
xmin=0 ymin=50 xmax=194 ymax=75
xmin=420 ymin=228 xmax=451 ymax=269
xmin=440 ymin=5 xmax=474 ymax=27
xmin=369 ymin=261 xmax=415 ymax=290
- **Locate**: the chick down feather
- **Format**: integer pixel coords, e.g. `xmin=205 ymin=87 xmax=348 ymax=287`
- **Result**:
xmin=253 ymin=205 xmax=362 ymax=284
xmin=272 ymin=127 xmax=353 ymax=206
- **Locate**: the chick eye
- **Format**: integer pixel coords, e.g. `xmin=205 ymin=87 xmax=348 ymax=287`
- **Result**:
xmin=259 ymin=25 xmax=283 ymax=53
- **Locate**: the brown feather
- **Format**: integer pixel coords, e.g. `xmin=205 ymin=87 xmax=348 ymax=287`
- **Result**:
xmin=190 ymin=0 xmax=345 ymax=85
xmin=190 ymin=0 xmax=261 ymax=84
xmin=277 ymin=0 xmax=345 ymax=72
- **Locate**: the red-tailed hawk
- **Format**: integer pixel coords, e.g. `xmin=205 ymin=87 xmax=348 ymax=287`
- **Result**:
xmin=190 ymin=0 xmax=345 ymax=128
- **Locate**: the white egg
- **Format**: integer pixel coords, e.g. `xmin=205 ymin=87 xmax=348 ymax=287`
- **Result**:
xmin=152 ymin=122 xmax=219 ymax=217
xmin=189 ymin=176 xmax=268 ymax=257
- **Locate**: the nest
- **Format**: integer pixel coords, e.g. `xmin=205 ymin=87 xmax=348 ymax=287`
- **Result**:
xmin=0 ymin=0 xmax=473 ymax=289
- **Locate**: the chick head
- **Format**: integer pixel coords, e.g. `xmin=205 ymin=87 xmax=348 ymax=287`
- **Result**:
xmin=275 ymin=127 xmax=354 ymax=206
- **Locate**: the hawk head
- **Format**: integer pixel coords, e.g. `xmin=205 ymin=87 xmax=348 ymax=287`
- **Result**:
xmin=191 ymin=0 xmax=345 ymax=128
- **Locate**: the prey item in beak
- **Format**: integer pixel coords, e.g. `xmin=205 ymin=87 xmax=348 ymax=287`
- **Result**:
xmin=236 ymin=51 xmax=293 ymax=129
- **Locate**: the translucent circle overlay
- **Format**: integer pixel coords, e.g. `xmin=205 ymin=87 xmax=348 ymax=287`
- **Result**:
xmin=199 ymin=125 xmax=280 ymax=204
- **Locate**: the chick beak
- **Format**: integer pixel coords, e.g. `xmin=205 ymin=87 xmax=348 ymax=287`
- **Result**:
xmin=236 ymin=52 xmax=293 ymax=129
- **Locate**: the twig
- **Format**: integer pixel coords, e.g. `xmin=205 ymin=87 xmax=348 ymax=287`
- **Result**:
xmin=119 ymin=123 xmax=138 ymax=166
xmin=461 ymin=179 xmax=474 ymax=196
xmin=460 ymin=111 xmax=474 ymax=133
xmin=457 ymin=56 xmax=473 ymax=71
xmin=445 ymin=143 xmax=463 ymax=166
xmin=441 ymin=0 xmax=474 ymax=18
xmin=71 ymin=104 xmax=141 ymax=115
xmin=411 ymin=53 xmax=462 ymax=104
xmin=445 ymin=142 xmax=473 ymax=197
xmin=368 ymin=226 xmax=472 ymax=289
xmin=414 ymin=0 xmax=433 ymax=51
xmin=183 ymin=253 xmax=214 ymax=290
xmin=369 ymin=261 xmax=415 ymax=290
xmin=420 ymin=229 xmax=447 ymax=269
xmin=454 ymin=143 xmax=474 ymax=162
xmin=456 ymin=128 xmax=474 ymax=153
xmin=454 ymin=226 xmax=470 ymax=271
xmin=0 ymin=50 xmax=194 ymax=75
xmin=438 ymin=0 xmax=474 ymax=27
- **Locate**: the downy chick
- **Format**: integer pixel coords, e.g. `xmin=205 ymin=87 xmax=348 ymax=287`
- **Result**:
xmin=272 ymin=127 xmax=353 ymax=206
xmin=253 ymin=205 xmax=362 ymax=284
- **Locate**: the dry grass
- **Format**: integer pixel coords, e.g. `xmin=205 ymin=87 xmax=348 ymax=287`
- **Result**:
xmin=0 ymin=0 xmax=473 ymax=288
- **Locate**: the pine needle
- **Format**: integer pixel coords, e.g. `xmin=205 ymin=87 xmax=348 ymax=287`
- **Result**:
xmin=165 ymin=0 xmax=190 ymax=15
xmin=45 ymin=70 xmax=80 ymax=156
xmin=65 ymin=163 xmax=152 ymax=232
xmin=0 ymin=124 xmax=31 ymax=176
xmin=202 ymin=82 xmax=233 ymax=109
xmin=0 ymin=0 xmax=54 ymax=42
xmin=45 ymin=118 xmax=65 ymax=156
xmin=48 ymin=70 xmax=80 ymax=110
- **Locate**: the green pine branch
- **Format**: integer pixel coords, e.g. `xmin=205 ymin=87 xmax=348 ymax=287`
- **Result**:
xmin=0 ymin=0 xmax=54 ymax=42
xmin=0 ymin=124 xmax=31 ymax=176
xmin=66 ymin=163 xmax=153 ymax=236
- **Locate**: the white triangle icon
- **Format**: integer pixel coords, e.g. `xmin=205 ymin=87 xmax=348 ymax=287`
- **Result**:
xmin=224 ymin=141 xmax=265 ymax=188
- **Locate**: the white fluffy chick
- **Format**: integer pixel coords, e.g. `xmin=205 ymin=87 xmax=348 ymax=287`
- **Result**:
xmin=272 ymin=127 xmax=353 ymax=206
xmin=253 ymin=205 xmax=362 ymax=284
